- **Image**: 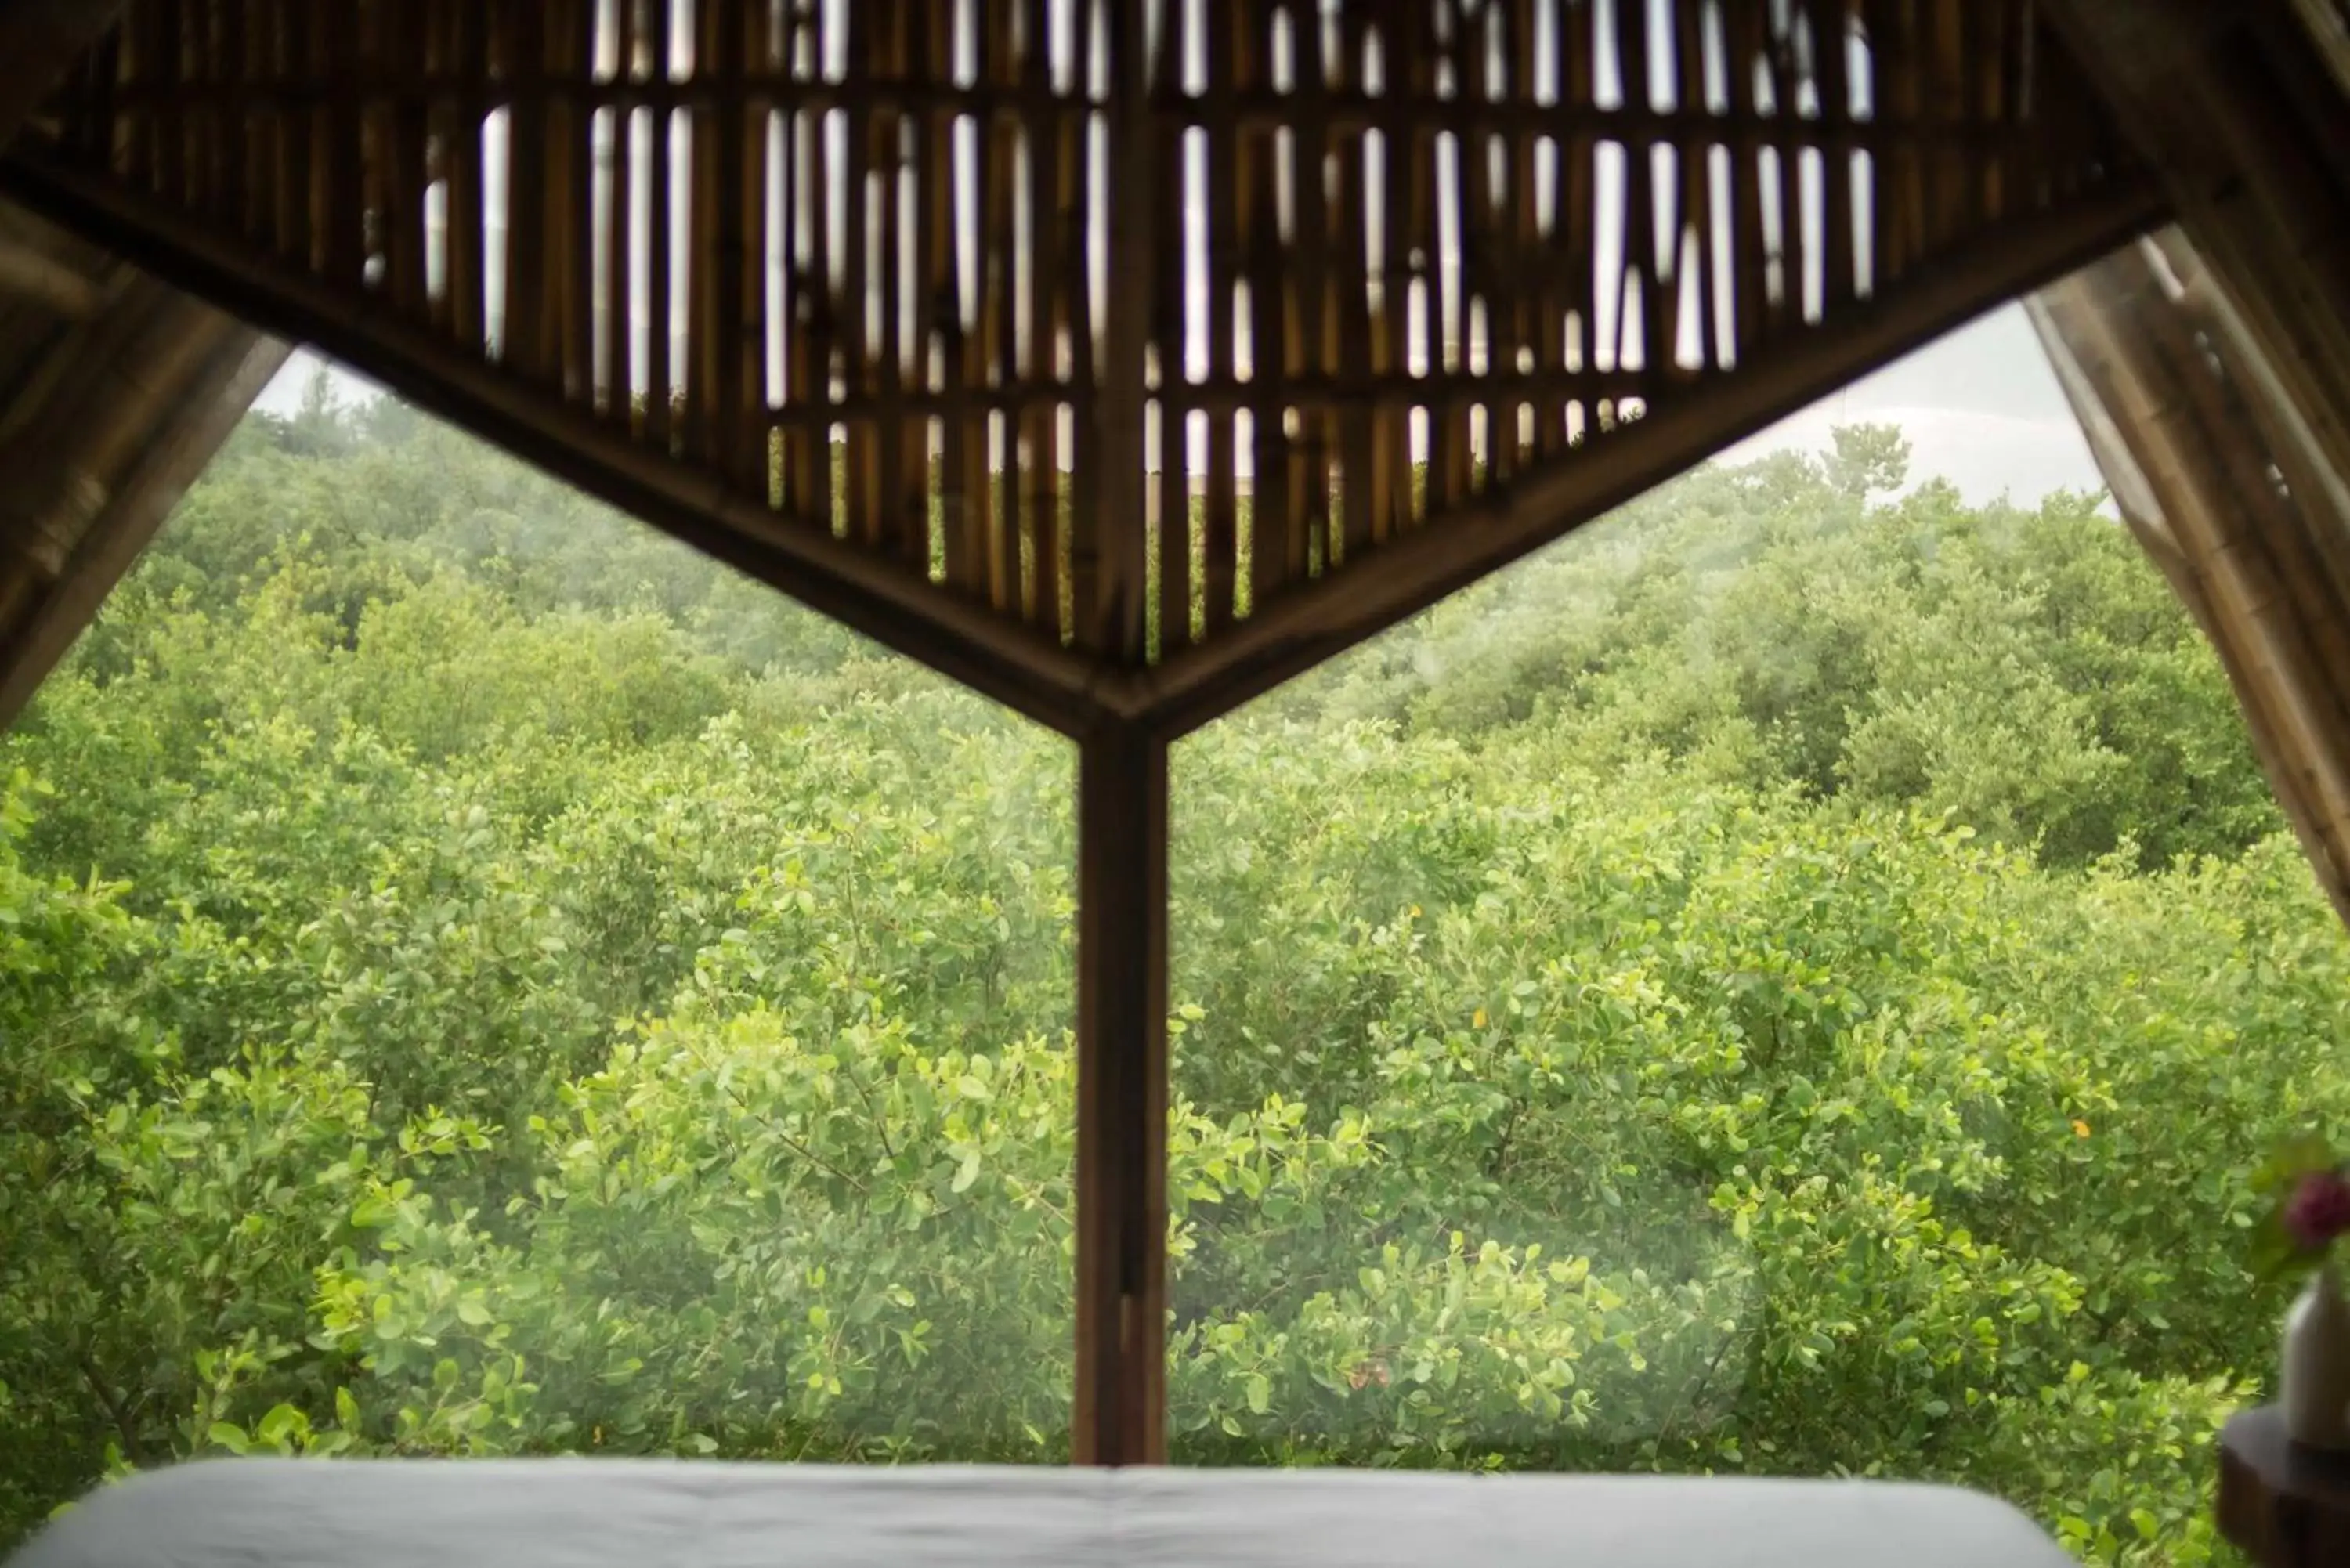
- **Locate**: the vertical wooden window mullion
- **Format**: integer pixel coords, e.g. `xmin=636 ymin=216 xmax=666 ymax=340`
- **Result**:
xmin=1072 ymin=717 xmax=1170 ymax=1465
xmin=1070 ymin=0 xmax=1168 ymax=1469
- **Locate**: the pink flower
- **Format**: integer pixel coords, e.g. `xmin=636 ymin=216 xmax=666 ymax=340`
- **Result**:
xmin=2286 ymin=1170 xmax=2350 ymax=1250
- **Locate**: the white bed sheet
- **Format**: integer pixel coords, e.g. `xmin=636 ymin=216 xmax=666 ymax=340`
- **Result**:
xmin=9 ymin=1458 xmax=2079 ymax=1568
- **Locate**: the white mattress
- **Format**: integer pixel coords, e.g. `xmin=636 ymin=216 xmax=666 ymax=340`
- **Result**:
xmin=9 ymin=1459 xmax=2077 ymax=1568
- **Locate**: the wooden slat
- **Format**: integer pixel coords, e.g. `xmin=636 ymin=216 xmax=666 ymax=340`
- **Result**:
xmin=152 ymin=0 xmax=183 ymax=205
xmin=1618 ymin=0 xmax=1659 ymax=370
xmin=1370 ymin=0 xmax=1410 ymax=540
xmin=559 ymin=0 xmax=596 ymax=400
xmin=319 ymin=0 xmax=359 ymax=285
xmin=1332 ymin=4 xmax=1375 ymax=558
xmin=923 ymin=2 xmax=964 ymax=585
xmin=448 ymin=0 xmax=485 ymax=352
xmin=1151 ymin=0 xmax=1190 ymax=652
xmin=780 ymin=91 xmax=812 ymax=508
xmin=1295 ymin=0 xmax=1337 ymax=556
xmin=1090 ymin=0 xmax=1152 ymax=659
xmin=1057 ymin=0 xmax=1095 ymax=635
xmin=980 ymin=0 xmax=1018 ymax=607
xmin=1559 ymin=0 xmax=1598 ymax=409
xmin=1018 ymin=0 xmax=1058 ymax=634
xmin=878 ymin=0 xmax=922 ymax=570
xmin=1669 ymin=0 xmax=1712 ymax=375
xmin=598 ymin=13 xmax=632 ymax=414
xmin=838 ymin=0 xmax=872 ymax=550
xmin=1812 ymin=0 xmax=1856 ymax=309
xmin=1972 ymin=0 xmax=2008 ymax=230
xmin=1198 ymin=0 xmax=1237 ymax=629
xmin=1500 ymin=0 xmax=1538 ymax=475
xmin=1928 ymin=0 xmax=1969 ymax=250
xmin=1888 ymin=0 xmax=1928 ymax=283
xmin=645 ymin=0 xmax=672 ymax=447
xmin=1242 ymin=4 xmax=1289 ymax=607
xmin=216 ymin=0 xmax=248 ymax=239
xmin=1727 ymin=0 xmax=1769 ymax=355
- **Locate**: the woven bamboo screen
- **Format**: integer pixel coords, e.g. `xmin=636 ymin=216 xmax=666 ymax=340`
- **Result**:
xmin=14 ymin=0 xmax=2149 ymax=724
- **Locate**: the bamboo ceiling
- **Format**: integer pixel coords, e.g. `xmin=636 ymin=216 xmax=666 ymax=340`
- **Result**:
xmin=2 ymin=0 xmax=2163 ymax=734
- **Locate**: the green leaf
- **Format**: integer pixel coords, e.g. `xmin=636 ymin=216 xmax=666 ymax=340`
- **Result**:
xmin=256 ymin=1404 xmax=305 ymax=1448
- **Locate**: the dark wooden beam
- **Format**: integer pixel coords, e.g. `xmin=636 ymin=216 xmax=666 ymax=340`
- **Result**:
xmin=1072 ymin=717 xmax=1168 ymax=1465
xmin=0 ymin=144 xmax=1118 ymax=740
xmin=1125 ymin=178 xmax=2171 ymax=738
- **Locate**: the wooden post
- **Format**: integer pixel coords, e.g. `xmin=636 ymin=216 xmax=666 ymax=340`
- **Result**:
xmin=1072 ymin=717 xmax=1168 ymax=1465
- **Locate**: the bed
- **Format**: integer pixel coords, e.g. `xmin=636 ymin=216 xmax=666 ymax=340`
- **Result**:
xmin=8 ymin=1458 xmax=2078 ymax=1567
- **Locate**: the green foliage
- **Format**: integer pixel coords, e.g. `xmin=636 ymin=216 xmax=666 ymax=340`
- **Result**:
xmin=1278 ymin=442 xmax=2279 ymax=873
xmin=0 ymin=402 xmax=2328 ymax=1567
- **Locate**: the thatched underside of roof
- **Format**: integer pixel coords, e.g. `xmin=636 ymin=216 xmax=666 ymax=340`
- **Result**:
xmin=0 ymin=194 xmax=284 ymax=730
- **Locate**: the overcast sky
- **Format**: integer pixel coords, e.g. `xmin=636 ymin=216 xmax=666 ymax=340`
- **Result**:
xmin=1719 ymin=302 xmax=2104 ymax=504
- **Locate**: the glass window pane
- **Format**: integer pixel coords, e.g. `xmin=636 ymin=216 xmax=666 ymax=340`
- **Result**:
xmin=1167 ymin=311 xmax=2334 ymax=1557
xmin=0 ymin=365 xmax=1072 ymax=1547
